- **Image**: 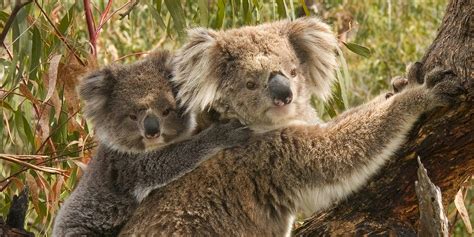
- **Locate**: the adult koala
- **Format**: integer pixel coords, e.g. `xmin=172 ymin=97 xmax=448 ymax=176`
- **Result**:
xmin=119 ymin=18 xmax=461 ymax=236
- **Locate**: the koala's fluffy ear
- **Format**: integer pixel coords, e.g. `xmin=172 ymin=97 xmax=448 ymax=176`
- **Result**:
xmin=78 ymin=69 xmax=116 ymax=121
xmin=284 ymin=17 xmax=338 ymax=101
xmin=172 ymin=28 xmax=220 ymax=114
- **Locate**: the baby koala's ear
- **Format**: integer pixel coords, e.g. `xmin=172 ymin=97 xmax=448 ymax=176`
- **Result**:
xmin=283 ymin=17 xmax=339 ymax=101
xmin=78 ymin=68 xmax=116 ymax=120
xmin=172 ymin=28 xmax=221 ymax=114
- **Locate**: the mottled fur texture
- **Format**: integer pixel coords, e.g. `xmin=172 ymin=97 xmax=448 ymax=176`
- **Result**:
xmin=52 ymin=51 xmax=251 ymax=236
xmin=120 ymin=18 xmax=462 ymax=236
xmin=78 ymin=50 xmax=191 ymax=153
xmin=173 ymin=17 xmax=338 ymax=131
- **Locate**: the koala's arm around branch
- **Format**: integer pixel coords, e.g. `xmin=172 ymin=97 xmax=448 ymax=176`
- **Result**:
xmin=273 ymin=72 xmax=461 ymax=214
xmin=131 ymin=121 xmax=250 ymax=202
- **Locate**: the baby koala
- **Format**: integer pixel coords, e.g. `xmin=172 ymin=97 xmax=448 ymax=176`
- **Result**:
xmin=53 ymin=50 xmax=250 ymax=236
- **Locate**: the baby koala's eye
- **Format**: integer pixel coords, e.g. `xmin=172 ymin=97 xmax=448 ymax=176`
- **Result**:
xmin=246 ymin=81 xmax=257 ymax=90
xmin=290 ymin=68 xmax=297 ymax=78
xmin=129 ymin=114 xmax=138 ymax=121
xmin=162 ymin=108 xmax=172 ymax=116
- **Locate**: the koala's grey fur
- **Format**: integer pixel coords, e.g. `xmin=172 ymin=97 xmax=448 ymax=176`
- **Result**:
xmin=120 ymin=18 xmax=463 ymax=236
xmin=52 ymin=51 xmax=250 ymax=236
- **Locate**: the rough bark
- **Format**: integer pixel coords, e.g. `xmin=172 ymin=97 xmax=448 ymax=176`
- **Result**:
xmin=294 ymin=0 xmax=473 ymax=235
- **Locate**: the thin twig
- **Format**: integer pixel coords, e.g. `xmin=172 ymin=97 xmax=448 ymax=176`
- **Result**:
xmin=119 ymin=0 xmax=139 ymax=19
xmin=0 ymin=154 xmax=66 ymax=174
xmin=97 ymin=1 xmax=133 ymax=31
xmin=97 ymin=0 xmax=114 ymax=33
xmin=33 ymin=0 xmax=85 ymax=66
xmin=114 ymin=51 xmax=148 ymax=62
xmin=2 ymin=42 xmax=14 ymax=60
xmin=0 ymin=143 xmax=97 ymax=186
xmin=0 ymin=0 xmax=33 ymax=44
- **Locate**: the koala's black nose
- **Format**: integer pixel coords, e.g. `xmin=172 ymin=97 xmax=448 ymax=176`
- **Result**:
xmin=268 ymin=73 xmax=293 ymax=106
xmin=143 ymin=115 xmax=160 ymax=139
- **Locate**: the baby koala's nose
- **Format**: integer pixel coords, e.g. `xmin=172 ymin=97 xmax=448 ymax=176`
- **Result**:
xmin=268 ymin=73 xmax=293 ymax=106
xmin=143 ymin=115 xmax=160 ymax=139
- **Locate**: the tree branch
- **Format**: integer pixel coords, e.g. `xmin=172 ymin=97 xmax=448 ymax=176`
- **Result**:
xmin=294 ymin=0 xmax=473 ymax=235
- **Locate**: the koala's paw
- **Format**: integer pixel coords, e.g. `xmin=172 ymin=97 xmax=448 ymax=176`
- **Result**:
xmin=424 ymin=67 xmax=463 ymax=106
xmin=210 ymin=120 xmax=252 ymax=148
xmin=385 ymin=76 xmax=409 ymax=99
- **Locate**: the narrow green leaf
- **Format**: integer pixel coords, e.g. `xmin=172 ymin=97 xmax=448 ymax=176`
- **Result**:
xmin=155 ymin=0 xmax=162 ymax=12
xmin=149 ymin=5 xmax=167 ymax=30
xmin=0 ymin=101 xmax=15 ymax=112
xmin=198 ymin=0 xmax=208 ymax=27
xmin=58 ymin=4 xmax=76 ymax=35
xmin=275 ymin=0 xmax=288 ymax=19
xmin=29 ymin=26 xmax=42 ymax=81
xmin=252 ymin=0 xmax=261 ymax=23
xmin=336 ymin=47 xmax=351 ymax=109
xmin=343 ymin=42 xmax=372 ymax=58
xmin=215 ymin=0 xmax=226 ymax=29
xmin=21 ymin=113 xmax=35 ymax=151
xmin=242 ymin=0 xmax=251 ymax=24
xmin=164 ymin=0 xmax=186 ymax=39
xmin=0 ymin=10 xmax=9 ymax=23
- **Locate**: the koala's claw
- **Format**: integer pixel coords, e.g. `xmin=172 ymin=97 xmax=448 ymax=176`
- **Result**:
xmin=425 ymin=67 xmax=456 ymax=89
xmin=385 ymin=76 xmax=409 ymax=99
xmin=406 ymin=62 xmax=423 ymax=85
xmin=391 ymin=76 xmax=409 ymax=93
xmin=428 ymin=71 xmax=463 ymax=106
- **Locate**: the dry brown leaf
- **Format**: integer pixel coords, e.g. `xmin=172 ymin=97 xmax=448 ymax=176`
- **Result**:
xmin=72 ymin=160 xmax=88 ymax=172
xmin=18 ymin=83 xmax=40 ymax=105
xmin=50 ymin=175 xmax=64 ymax=215
xmin=42 ymin=73 xmax=63 ymax=122
xmin=34 ymin=171 xmax=51 ymax=218
xmin=58 ymin=53 xmax=92 ymax=134
xmin=25 ymin=172 xmax=40 ymax=216
xmin=45 ymin=54 xmax=62 ymax=103
xmin=454 ymin=188 xmax=473 ymax=233
xmin=37 ymin=104 xmax=51 ymax=147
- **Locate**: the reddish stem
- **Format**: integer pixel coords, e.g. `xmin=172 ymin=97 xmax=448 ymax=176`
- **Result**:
xmin=83 ymin=0 xmax=96 ymax=56
xmin=97 ymin=0 xmax=113 ymax=34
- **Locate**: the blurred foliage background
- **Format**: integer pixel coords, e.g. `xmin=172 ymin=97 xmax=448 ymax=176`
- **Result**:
xmin=0 ymin=0 xmax=472 ymax=235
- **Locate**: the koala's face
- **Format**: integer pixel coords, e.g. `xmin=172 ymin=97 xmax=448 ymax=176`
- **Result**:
xmin=210 ymin=34 xmax=306 ymax=127
xmin=174 ymin=18 xmax=338 ymax=130
xmin=79 ymin=51 xmax=191 ymax=153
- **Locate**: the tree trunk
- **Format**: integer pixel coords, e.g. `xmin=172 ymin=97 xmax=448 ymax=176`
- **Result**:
xmin=294 ymin=0 xmax=473 ymax=235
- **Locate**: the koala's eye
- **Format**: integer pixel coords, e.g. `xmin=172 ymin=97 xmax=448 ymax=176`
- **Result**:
xmin=129 ymin=114 xmax=138 ymax=121
xmin=246 ymin=81 xmax=257 ymax=90
xmin=162 ymin=108 xmax=171 ymax=116
xmin=167 ymin=73 xmax=174 ymax=79
xmin=290 ymin=68 xmax=297 ymax=78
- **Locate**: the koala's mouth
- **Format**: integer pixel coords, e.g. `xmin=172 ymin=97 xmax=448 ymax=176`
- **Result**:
xmin=264 ymin=103 xmax=297 ymax=124
xmin=266 ymin=102 xmax=294 ymax=115
xmin=142 ymin=136 xmax=167 ymax=150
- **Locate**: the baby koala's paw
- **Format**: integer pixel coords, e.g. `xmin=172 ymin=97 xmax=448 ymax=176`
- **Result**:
xmin=201 ymin=120 xmax=252 ymax=148
xmin=424 ymin=67 xmax=464 ymax=106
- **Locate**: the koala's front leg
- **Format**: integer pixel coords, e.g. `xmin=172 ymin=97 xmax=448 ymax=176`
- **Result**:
xmin=132 ymin=120 xmax=251 ymax=202
xmin=288 ymin=68 xmax=462 ymax=214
